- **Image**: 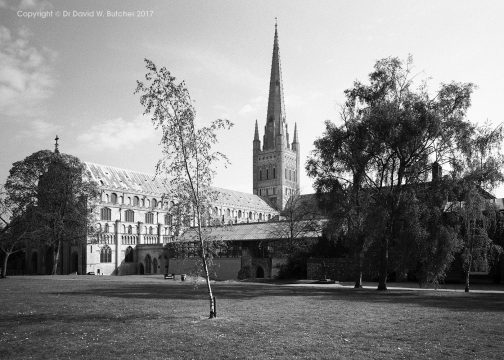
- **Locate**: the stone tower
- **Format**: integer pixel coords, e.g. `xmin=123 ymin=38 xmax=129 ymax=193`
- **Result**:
xmin=253 ymin=22 xmax=300 ymax=210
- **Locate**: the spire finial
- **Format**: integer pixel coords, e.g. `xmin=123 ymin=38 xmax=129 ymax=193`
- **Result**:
xmin=54 ymin=135 xmax=60 ymax=154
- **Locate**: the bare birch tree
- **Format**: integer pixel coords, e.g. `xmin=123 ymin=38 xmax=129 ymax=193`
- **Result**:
xmin=135 ymin=59 xmax=233 ymax=318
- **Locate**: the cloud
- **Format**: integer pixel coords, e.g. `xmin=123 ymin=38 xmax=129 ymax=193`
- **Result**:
xmin=0 ymin=26 xmax=57 ymax=117
xmin=16 ymin=119 xmax=61 ymax=139
xmin=238 ymin=96 xmax=266 ymax=116
xmin=0 ymin=0 xmax=53 ymax=10
xmin=76 ymin=115 xmax=157 ymax=151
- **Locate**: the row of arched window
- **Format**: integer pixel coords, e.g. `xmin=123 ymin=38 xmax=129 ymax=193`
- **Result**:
xmin=285 ymin=168 xmax=296 ymax=182
xmin=103 ymin=192 xmax=163 ymax=209
xmin=98 ymin=223 xmax=159 ymax=235
xmin=210 ymin=206 xmax=273 ymax=222
xmin=259 ymin=167 xmax=276 ymax=181
xmin=100 ymin=245 xmax=134 ymax=263
xmin=100 ymin=207 xmax=156 ymax=224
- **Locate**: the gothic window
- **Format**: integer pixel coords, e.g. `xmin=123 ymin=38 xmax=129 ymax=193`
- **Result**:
xmin=100 ymin=207 xmax=111 ymax=221
xmin=142 ymin=198 xmax=145 ymax=207
xmin=260 ymin=170 xmax=262 ymax=180
xmin=100 ymin=246 xmax=112 ymax=263
xmin=133 ymin=196 xmax=139 ymax=206
xmin=128 ymin=225 xmax=133 ymax=234
xmin=127 ymin=197 xmax=131 ymax=205
xmin=149 ymin=226 xmax=153 ymax=235
xmin=122 ymin=225 xmax=125 ymax=233
xmin=152 ymin=199 xmax=157 ymax=208
xmin=105 ymin=194 xmax=109 ymax=203
xmin=164 ymin=214 xmax=172 ymax=226
xmin=249 ymin=212 xmax=253 ymax=219
xmin=145 ymin=212 xmax=154 ymax=224
xmin=97 ymin=223 xmax=102 ymax=232
xmin=104 ymin=223 xmax=109 ymax=233
xmin=266 ymin=169 xmax=269 ymax=180
xmin=226 ymin=208 xmax=231 ymax=217
xmin=120 ymin=196 xmax=124 ymax=204
xmin=285 ymin=169 xmax=288 ymax=179
xmin=268 ymin=214 xmax=272 ymax=221
xmin=259 ymin=213 xmax=263 ymax=221
xmin=293 ymin=171 xmax=296 ymax=182
xmin=110 ymin=193 xmax=117 ymax=204
xmin=125 ymin=246 xmax=134 ymax=263
xmin=238 ymin=210 xmax=242 ymax=218
xmin=146 ymin=199 xmax=150 ymax=208
xmin=125 ymin=209 xmax=135 ymax=222
xmin=145 ymin=254 xmax=152 ymax=274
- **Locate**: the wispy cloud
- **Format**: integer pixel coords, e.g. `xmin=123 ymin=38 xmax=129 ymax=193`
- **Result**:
xmin=76 ymin=115 xmax=157 ymax=151
xmin=16 ymin=119 xmax=61 ymax=139
xmin=0 ymin=25 xmax=57 ymax=117
xmin=238 ymin=96 xmax=266 ymax=116
xmin=0 ymin=0 xmax=53 ymax=10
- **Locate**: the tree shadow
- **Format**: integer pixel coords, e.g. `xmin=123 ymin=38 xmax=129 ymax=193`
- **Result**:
xmin=57 ymin=282 xmax=504 ymax=313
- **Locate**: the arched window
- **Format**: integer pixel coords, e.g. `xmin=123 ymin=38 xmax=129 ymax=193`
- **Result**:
xmin=266 ymin=169 xmax=269 ymax=180
xmin=96 ymin=223 xmax=102 ymax=232
xmin=152 ymin=199 xmax=157 ymax=208
xmin=111 ymin=193 xmax=117 ymax=204
xmin=149 ymin=226 xmax=153 ymax=235
xmin=125 ymin=246 xmax=134 ymax=263
xmin=128 ymin=225 xmax=133 ymax=234
xmin=145 ymin=212 xmax=154 ymax=224
xmin=100 ymin=245 xmax=112 ymax=263
xmin=267 ymin=214 xmax=272 ymax=221
xmin=122 ymin=225 xmax=125 ymax=233
xmin=105 ymin=194 xmax=109 ymax=203
xmin=259 ymin=170 xmax=262 ymax=180
xmin=141 ymin=198 xmax=145 ymax=207
xmin=133 ymin=196 xmax=139 ymax=206
xmin=238 ymin=210 xmax=242 ymax=218
xmin=104 ymin=223 xmax=109 ymax=233
xmin=273 ymin=167 xmax=276 ymax=179
xmin=249 ymin=211 xmax=253 ymax=219
xmin=164 ymin=214 xmax=172 ymax=226
xmin=293 ymin=171 xmax=296 ymax=182
xmin=146 ymin=199 xmax=150 ymax=208
xmin=125 ymin=209 xmax=134 ymax=222
xmin=285 ymin=168 xmax=288 ymax=179
xmin=100 ymin=207 xmax=111 ymax=221
xmin=127 ymin=197 xmax=131 ymax=205
xmin=259 ymin=213 xmax=263 ymax=221
xmin=120 ymin=196 xmax=124 ymax=204
xmin=226 ymin=208 xmax=230 ymax=217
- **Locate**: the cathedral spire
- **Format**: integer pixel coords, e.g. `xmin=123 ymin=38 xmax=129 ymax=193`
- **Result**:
xmin=254 ymin=119 xmax=259 ymax=141
xmin=264 ymin=19 xmax=286 ymax=150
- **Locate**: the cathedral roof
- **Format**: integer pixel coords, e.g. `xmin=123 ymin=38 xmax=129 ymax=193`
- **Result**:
xmin=84 ymin=162 xmax=276 ymax=213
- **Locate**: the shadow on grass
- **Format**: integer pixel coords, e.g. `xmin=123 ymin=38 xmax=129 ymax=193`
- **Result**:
xmin=57 ymin=282 xmax=504 ymax=313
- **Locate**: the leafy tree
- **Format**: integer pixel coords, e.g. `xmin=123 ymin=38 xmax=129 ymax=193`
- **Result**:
xmin=4 ymin=150 xmax=99 ymax=275
xmin=135 ymin=59 xmax=233 ymax=318
xmin=310 ymin=55 xmax=481 ymax=290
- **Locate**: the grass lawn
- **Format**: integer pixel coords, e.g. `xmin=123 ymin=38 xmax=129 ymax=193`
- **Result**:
xmin=1 ymin=276 xmax=503 ymax=359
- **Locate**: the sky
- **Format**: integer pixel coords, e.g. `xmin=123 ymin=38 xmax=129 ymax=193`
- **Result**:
xmin=1 ymin=0 xmax=504 ymax=196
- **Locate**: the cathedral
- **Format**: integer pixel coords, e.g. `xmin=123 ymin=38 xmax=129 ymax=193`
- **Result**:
xmin=21 ymin=23 xmax=311 ymax=279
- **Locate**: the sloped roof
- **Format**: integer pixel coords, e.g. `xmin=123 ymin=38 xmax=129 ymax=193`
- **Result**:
xmin=213 ymin=187 xmax=276 ymax=212
xmin=178 ymin=219 xmax=326 ymax=242
xmin=85 ymin=162 xmax=166 ymax=195
xmin=84 ymin=162 xmax=276 ymax=213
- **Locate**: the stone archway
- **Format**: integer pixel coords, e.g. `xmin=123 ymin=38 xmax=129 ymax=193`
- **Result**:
xmin=153 ymin=258 xmax=158 ymax=274
xmin=145 ymin=255 xmax=152 ymax=274
xmin=256 ymin=266 xmax=264 ymax=279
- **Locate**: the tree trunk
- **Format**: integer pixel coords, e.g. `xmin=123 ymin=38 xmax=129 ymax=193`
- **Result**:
xmin=52 ymin=239 xmax=62 ymax=275
xmin=465 ymin=255 xmax=472 ymax=293
xmin=377 ymin=238 xmax=388 ymax=291
xmin=197 ymin=222 xmax=215 ymax=319
xmin=354 ymin=251 xmax=363 ymax=288
xmin=1 ymin=252 xmax=10 ymax=278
